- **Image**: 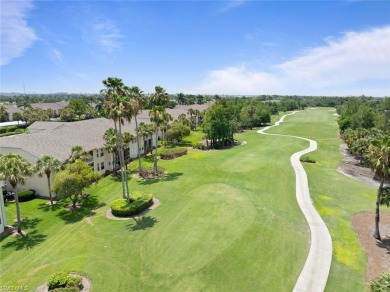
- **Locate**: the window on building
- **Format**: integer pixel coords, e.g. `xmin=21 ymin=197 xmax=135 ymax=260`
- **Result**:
xmin=96 ymin=150 xmax=99 ymax=157
xmin=101 ymin=162 xmax=104 ymax=170
xmin=97 ymin=164 xmax=100 ymax=171
xmin=100 ymin=149 xmax=104 ymax=157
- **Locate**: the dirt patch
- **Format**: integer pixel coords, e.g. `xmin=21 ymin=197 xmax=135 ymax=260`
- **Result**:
xmin=106 ymin=198 xmax=160 ymax=220
xmin=351 ymin=212 xmax=390 ymax=282
xmin=337 ymin=141 xmax=379 ymax=188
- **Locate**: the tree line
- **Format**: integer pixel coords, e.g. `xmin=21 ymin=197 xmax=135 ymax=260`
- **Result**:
xmin=337 ymin=96 xmax=390 ymax=240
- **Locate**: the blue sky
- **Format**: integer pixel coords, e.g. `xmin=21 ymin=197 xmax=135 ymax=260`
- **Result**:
xmin=1 ymin=0 xmax=389 ymax=96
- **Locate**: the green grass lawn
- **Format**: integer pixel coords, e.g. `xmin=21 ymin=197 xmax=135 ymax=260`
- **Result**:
xmin=0 ymin=108 xmax=380 ymax=291
xmin=268 ymin=108 xmax=387 ymax=291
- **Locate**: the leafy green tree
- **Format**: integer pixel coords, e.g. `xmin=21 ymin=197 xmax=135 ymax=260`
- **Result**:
xmin=177 ymin=92 xmax=185 ymax=105
xmin=52 ymin=160 xmax=101 ymax=208
xmin=166 ymin=122 xmax=190 ymax=144
xmin=67 ymin=99 xmax=88 ymax=120
xmin=12 ymin=112 xmax=23 ymax=123
xmin=45 ymin=108 xmax=56 ymax=119
xmin=203 ymin=101 xmax=239 ymax=149
xmin=240 ymin=104 xmax=256 ymax=129
xmin=0 ymin=153 xmax=34 ymax=234
xmin=60 ymin=107 xmax=76 ymax=122
xmin=23 ymin=107 xmax=49 ymax=125
xmin=366 ymin=136 xmax=390 ymax=240
xmin=0 ymin=105 xmax=9 ymax=122
xmin=36 ymin=155 xmax=62 ymax=205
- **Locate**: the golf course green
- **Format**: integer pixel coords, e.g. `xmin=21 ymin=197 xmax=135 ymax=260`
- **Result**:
xmin=0 ymin=108 xmax=378 ymax=291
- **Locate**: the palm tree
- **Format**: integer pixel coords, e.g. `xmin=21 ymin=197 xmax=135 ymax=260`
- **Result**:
xmin=67 ymin=145 xmax=90 ymax=164
xmin=128 ymin=86 xmax=145 ymax=173
xmin=177 ymin=113 xmax=190 ymax=127
xmin=101 ymin=77 xmax=130 ymax=202
xmin=149 ymin=106 xmax=166 ymax=173
xmin=0 ymin=153 xmax=34 ymax=234
xmin=150 ymin=86 xmax=170 ymax=107
xmin=149 ymin=86 xmax=170 ymax=174
xmin=36 ymin=155 xmax=61 ymax=205
xmin=103 ymin=128 xmax=119 ymax=174
xmin=139 ymin=122 xmax=154 ymax=154
xmin=366 ymin=136 xmax=390 ymax=240
xmin=187 ymin=108 xmax=196 ymax=130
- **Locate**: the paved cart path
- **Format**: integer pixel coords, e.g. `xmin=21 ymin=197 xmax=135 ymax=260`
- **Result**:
xmin=258 ymin=112 xmax=332 ymax=292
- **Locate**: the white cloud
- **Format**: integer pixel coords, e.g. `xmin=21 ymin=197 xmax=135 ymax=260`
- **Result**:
xmin=91 ymin=19 xmax=124 ymax=53
xmin=196 ymin=26 xmax=390 ymax=96
xmin=50 ymin=49 xmax=63 ymax=64
xmin=0 ymin=0 xmax=37 ymax=66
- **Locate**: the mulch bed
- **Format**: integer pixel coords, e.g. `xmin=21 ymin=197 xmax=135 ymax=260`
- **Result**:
xmin=338 ymin=139 xmax=389 ymax=282
xmin=351 ymin=212 xmax=390 ymax=282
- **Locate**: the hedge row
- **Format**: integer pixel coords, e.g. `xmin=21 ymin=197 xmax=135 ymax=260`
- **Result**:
xmin=160 ymin=148 xmax=187 ymax=160
xmin=0 ymin=129 xmax=26 ymax=137
xmin=111 ymin=191 xmax=153 ymax=217
xmin=0 ymin=126 xmax=18 ymax=134
xmin=18 ymin=189 xmax=36 ymax=202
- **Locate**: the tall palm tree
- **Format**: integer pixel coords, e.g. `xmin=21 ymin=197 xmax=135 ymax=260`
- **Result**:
xmin=138 ymin=122 xmax=154 ymax=154
xmin=36 ymin=155 xmax=61 ymax=205
xmin=149 ymin=86 xmax=170 ymax=174
xmin=0 ymin=153 xmax=34 ymax=234
xmin=103 ymin=128 xmax=119 ymax=174
xmin=101 ymin=77 xmax=130 ymax=202
xmin=366 ymin=136 xmax=390 ymax=240
xmin=128 ymin=86 xmax=145 ymax=173
xmin=149 ymin=106 xmax=166 ymax=173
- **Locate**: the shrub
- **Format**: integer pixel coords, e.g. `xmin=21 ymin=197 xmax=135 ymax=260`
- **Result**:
xmin=139 ymin=166 xmax=165 ymax=178
xmin=300 ymin=156 xmax=317 ymax=164
xmin=192 ymin=143 xmax=206 ymax=150
xmin=370 ymin=272 xmax=390 ymax=292
xmin=47 ymin=272 xmax=82 ymax=291
xmin=111 ymin=191 xmax=153 ymax=217
xmin=160 ymin=148 xmax=187 ymax=160
xmin=18 ymin=189 xmax=36 ymax=202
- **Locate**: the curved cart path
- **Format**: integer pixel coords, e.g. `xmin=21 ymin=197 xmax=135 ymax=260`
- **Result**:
xmin=258 ymin=112 xmax=332 ymax=292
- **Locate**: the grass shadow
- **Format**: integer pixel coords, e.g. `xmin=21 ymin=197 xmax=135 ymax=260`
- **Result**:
xmin=126 ymin=216 xmax=158 ymax=231
xmin=2 ymin=229 xmax=47 ymax=250
xmin=376 ymin=236 xmax=390 ymax=254
xmin=37 ymin=201 xmax=65 ymax=212
xmin=20 ymin=217 xmax=42 ymax=229
xmin=138 ymin=172 xmax=183 ymax=186
xmin=56 ymin=195 xmax=103 ymax=224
